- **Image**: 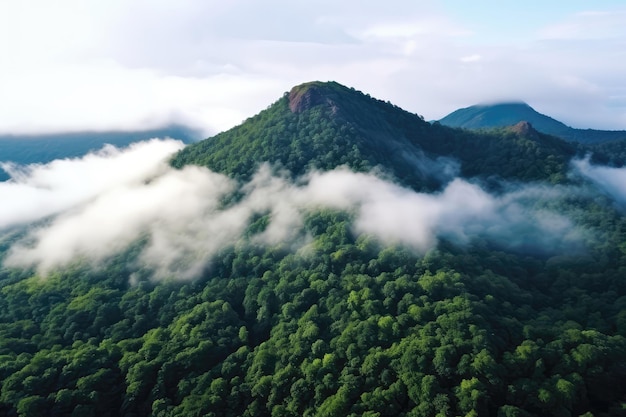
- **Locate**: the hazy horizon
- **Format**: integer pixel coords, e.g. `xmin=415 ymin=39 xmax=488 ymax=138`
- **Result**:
xmin=1 ymin=1 xmax=625 ymax=136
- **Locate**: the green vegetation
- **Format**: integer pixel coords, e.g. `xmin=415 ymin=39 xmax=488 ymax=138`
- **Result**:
xmin=171 ymin=82 xmax=577 ymax=189
xmin=2 ymin=82 xmax=626 ymax=416
xmin=437 ymin=102 xmax=626 ymax=145
xmin=1 ymin=202 xmax=626 ymax=416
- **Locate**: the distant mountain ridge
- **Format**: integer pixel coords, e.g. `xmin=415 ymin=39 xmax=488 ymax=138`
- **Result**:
xmin=438 ymin=102 xmax=626 ymax=144
xmin=0 ymin=124 xmax=200 ymax=181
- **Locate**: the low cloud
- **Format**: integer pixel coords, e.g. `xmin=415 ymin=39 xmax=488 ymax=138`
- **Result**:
xmin=0 ymin=139 xmax=184 ymax=229
xmin=573 ymin=156 xmax=626 ymax=205
xmin=2 ymin=139 xmax=585 ymax=280
xmin=304 ymin=170 xmax=581 ymax=252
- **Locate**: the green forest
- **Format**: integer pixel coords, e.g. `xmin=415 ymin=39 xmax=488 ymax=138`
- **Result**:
xmin=1 ymin=82 xmax=626 ymax=417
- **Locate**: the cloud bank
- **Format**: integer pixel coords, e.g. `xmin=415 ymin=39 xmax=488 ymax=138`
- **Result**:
xmin=0 ymin=1 xmax=625 ymax=135
xmin=304 ymin=170 xmax=581 ymax=253
xmin=573 ymin=157 xmax=626 ymax=205
xmin=1 ymin=139 xmax=586 ymax=280
xmin=0 ymin=139 xmax=184 ymax=228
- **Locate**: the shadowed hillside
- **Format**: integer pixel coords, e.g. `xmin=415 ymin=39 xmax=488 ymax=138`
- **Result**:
xmin=438 ymin=102 xmax=626 ymax=144
xmin=173 ymin=82 xmax=577 ymax=186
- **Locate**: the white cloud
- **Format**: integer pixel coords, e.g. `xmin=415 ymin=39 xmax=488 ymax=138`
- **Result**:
xmin=1 ymin=1 xmax=625 ymax=134
xmin=0 ymin=139 xmax=184 ymax=228
xmin=3 ymin=152 xmax=241 ymax=279
xmin=1 ymin=141 xmax=584 ymax=280
xmin=304 ymin=169 xmax=580 ymax=252
xmin=358 ymin=18 xmax=471 ymax=40
xmin=573 ymin=157 xmax=626 ymax=205
xmin=539 ymin=10 xmax=626 ymax=40
xmin=0 ymin=62 xmax=280 ymax=135
xmin=460 ymin=54 xmax=482 ymax=63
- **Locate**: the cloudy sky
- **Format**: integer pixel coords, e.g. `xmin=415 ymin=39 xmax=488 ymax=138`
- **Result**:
xmin=1 ymin=0 xmax=625 ymax=136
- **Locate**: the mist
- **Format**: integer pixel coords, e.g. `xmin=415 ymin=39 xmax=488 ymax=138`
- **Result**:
xmin=0 ymin=139 xmax=185 ymax=228
xmin=573 ymin=156 xmax=626 ymax=205
xmin=1 ymin=139 xmax=588 ymax=280
xmin=303 ymin=169 xmax=582 ymax=253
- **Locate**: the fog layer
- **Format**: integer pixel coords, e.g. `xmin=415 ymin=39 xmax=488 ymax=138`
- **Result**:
xmin=2 ymin=140 xmax=587 ymax=279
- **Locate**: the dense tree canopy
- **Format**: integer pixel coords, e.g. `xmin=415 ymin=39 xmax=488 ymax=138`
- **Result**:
xmin=171 ymin=82 xmax=581 ymax=189
xmin=1 ymin=202 xmax=626 ymax=416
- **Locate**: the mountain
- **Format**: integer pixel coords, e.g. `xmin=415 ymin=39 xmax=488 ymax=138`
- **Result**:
xmin=2 ymin=82 xmax=626 ymax=417
xmin=438 ymin=101 xmax=626 ymax=144
xmin=438 ymin=102 xmax=571 ymax=136
xmin=0 ymin=124 xmax=200 ymax=181
xmin=173 ymin=82 xmax=577 ymax=186
xmin=172 ymin=81 xmax=436 ymax=187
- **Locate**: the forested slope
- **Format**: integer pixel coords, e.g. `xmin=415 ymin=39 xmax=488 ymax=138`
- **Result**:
xmin=1 ymin=205 xmax=625 ymax=417
xmin=1 ymin=82 xmax=626 ymax=417
xmin=172 ymin=82 xmax=577 ymax=187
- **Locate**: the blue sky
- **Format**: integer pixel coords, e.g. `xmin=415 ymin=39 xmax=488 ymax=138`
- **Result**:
xmin=0 ymin=0 xmax=625 ymax=135
xmin=439 ymin=0 xmax=625 ymax=42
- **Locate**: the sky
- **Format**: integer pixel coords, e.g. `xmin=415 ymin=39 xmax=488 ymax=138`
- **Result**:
xmin=1 ymin=0 xmax=625 ymax=136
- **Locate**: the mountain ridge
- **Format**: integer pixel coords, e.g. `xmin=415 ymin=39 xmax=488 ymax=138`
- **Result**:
xmin=172 ymin=81 xmax=578 ymax=186
xmin=438 ymin=101 xmax=626 ymax=144
xmin=0 ymin=124 xmax=200 ymax=181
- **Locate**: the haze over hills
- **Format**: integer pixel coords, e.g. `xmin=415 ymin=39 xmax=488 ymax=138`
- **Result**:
xmin=438 ymin=102 xmax=626 ymax=144
xmin=0 ymin=124 xmax=200 ymax=181
xmin=1 ymin=81 xmax=626 ymax=417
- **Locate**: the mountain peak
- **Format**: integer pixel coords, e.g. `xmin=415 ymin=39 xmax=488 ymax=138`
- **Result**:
xmin=438 ymin=101 xmax=572 ymax=137
xmin=509 ymin=120 xmax=534 ymax=135
xmin=172 ymin=81 xmax=576 ymax=186
xmin=438 ymin=101 xmax=626 ymax=144
xmin=288 ymin=81 xmax=341 ymax=113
